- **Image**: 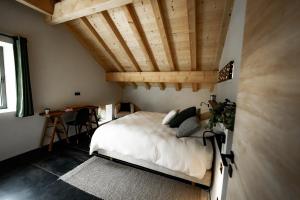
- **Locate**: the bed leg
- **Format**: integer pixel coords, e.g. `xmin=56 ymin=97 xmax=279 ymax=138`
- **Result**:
xmin=191 ymin=182 xmax=196 ymax=186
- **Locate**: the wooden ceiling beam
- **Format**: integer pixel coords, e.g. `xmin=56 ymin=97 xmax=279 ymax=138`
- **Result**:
xmin=150 ymin=0 xmax=181 ymax=91
xmin=16 ymin=0 xmax=55 ymax=15
xmin=51 ymin=0 xmax=133 ymax=24
xmin=175 ymin=84 xmax=182 ymax=91
xmin=106 ymin=71 xmax=218 ymax=84
xmin=192 ymin=83 xmax=201 ymax=92
xmin=100 ymin=11 xmax=150 ymax=89
xmin=186 ymin=0 xmax=200 ymax=92
xmin=122 ymin=4 xmax=165 ymax=90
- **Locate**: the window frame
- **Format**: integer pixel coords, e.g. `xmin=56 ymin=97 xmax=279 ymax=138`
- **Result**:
xmin=0 ymin=35 xmax=17 ymax=114
xmin=0 ymin=46 xmax=7 ymax=109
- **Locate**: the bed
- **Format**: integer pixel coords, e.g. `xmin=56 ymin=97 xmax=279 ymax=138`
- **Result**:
xmin=89 ymin=111 xmax=214 ymax=187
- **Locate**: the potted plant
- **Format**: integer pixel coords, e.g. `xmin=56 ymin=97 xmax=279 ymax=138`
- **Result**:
xmin=208 ymin=99 xmax=236 ymax=131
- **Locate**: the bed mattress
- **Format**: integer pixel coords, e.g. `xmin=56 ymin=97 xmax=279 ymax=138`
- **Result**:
xmin=90 ymin=111 xmax=213 ymax=180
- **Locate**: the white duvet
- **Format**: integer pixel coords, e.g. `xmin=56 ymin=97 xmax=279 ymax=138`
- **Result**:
xmin=89 ymin=111 xmax=213 ymax=179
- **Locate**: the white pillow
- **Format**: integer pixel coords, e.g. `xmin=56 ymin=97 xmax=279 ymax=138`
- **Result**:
xmin=162 ymin=110 xmax=177 ymax=125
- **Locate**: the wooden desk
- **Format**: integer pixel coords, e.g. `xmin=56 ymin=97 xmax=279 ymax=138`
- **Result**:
xmin=64 ymin=105 xmax=99 ymax=128
xmin=40 ymin=105 xmax=99 ymax=152
xmin=39 ymin=110 xmax=69 ymax=152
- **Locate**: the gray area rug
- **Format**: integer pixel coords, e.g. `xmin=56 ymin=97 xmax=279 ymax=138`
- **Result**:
xmin=60 ymin=156 xmax=207 ymax=200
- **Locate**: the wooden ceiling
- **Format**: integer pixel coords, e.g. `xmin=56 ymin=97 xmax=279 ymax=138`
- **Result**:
xmin=17 ymin=0 xmax=233 ymax=91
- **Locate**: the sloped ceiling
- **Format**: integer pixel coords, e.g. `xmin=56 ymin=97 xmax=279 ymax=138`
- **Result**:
xmin=17 ymin=0 xmax=233 ymax=91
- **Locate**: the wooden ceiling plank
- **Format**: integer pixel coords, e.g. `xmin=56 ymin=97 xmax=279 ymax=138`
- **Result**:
xmin=101 ymin=11 xmax=150 ymax=89
xmin=122 ymin=4 xmax=165 ymax=90
xmin=186 ymin=0 xmax=199 ymax=92
xmin=122 ymin=5 xmax=156 ymax=71
xmin=82 ymin=17 xmax=125 ymax=72
xmin=149 ymin=0 xmax=181 ymax=90
xmin=66 ymin=22 xmax=111 ymax=72
xmin=81 ymin=17 xmax=135 ymax=88
xmin=106 ymin=71 xmax=218 ymax=84
xmin=187 ymin=0 xmax=197 ymax=71
xmin=67 ymin=20 xmax=127 ymax=88
xmin=16 ymin=0 xmax=55 ymax=15
xmin=101 ymin=11 xmax=141 ymax=72
xmin=68 ymin=20 xmax=135 ymax=89
xmin=149 ymin=0 xmax=176 ymax=70
xmin=51 ymin=0 xmax=133 ymax=24
xmin=215 ymin=0 xmax=234 ymax=67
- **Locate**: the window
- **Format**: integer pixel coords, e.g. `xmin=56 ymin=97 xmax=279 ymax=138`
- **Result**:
xmin=0 ymin=36 xmax=16 ymax=113
xmin=0 ymin=46 xmax=7 ymax=109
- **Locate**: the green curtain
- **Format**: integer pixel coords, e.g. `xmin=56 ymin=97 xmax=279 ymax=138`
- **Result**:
xmin=13 ymin=36 xmax=34 ymax=117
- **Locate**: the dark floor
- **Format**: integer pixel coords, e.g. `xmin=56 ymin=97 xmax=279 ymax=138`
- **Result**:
xmin=0 ymin=134 xmax=100 ymax=200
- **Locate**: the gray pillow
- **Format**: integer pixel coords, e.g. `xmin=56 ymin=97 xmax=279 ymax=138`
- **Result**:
xmin=176 ymin=116 xmax=200 ymax=138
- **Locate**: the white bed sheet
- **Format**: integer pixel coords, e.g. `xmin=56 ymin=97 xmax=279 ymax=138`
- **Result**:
xmin=90 ymin=111 xmax=213 ymax=180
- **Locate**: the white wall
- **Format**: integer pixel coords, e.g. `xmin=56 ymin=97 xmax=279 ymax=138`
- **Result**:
xmin=122 ymin=86 xmax=212 ymax=113
xmin=0 ymin=0 xmax=122 ymax=161
xmin=211 ymin=0 xmax=247 ymax=200
xmin=215 ymin=0 xmax=246 ymax=103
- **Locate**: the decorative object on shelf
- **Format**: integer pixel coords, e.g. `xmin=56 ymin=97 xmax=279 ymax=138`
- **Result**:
xmin=200 ymin=101 xmax=209 ymax=107
xmin=218 ymin=60 xmax=234 ymax=83
xmin=208 ymin=99 xmax=236 ymax=131
xmin=44 ymin=108 xmax=50 ymax=115
xmin=210 ymin=94 xmax=216 ymax=101
xmin=106 ymin=104 xmax=114 ymax=121
xmin=200 ymin=95 xmax=217 ymax=108
xmin=97 ymin=105 xmax=106 ymax=121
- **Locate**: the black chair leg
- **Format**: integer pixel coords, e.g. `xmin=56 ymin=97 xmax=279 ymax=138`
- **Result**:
xmin=79 ymin=124 xmax=82 ymax=134
xmin=85 ymin=124 xmax=91 ymax=138
xmin=75 ymin=125 xmax=79 ymax=144
xmin=66 ymin=125 xmax=69 ymax=137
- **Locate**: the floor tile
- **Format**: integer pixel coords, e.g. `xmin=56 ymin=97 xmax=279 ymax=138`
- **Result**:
xmin=0 ymin=133 xmax=101 ymax=200
xmin=62 ymin=148 xmax=91 ymax=162
xmin=33 ymin=153 xmax=83 ymax=176
xmin=39 ymin=180 xmax=100 ymax=200
xmin=0 ymin=165 xmax=57 ymax=200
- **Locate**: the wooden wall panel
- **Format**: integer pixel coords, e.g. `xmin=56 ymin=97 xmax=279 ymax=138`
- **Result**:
xmin=227 ymin=0 xmax=300 ymax=199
